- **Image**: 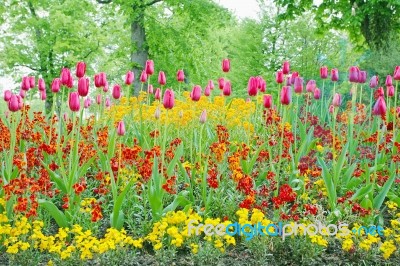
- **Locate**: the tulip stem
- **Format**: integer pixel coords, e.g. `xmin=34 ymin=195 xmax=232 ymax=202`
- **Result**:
xmin=294 ymin=95 xmax=299 ymax=153
xmin=275 ymin=106 xmax=286 ymax=196
xmin=372 ymin=117 xmax=380 ymax=186
xmin=320 ymin=80 xmax=325 ymax=121
xmin=368 ymin=89 xmax=374 ymax=129
xmin=48 ymin=97 xmax=56 ymax=145
xmin=393 ymin=81 xmax=398 ymax=148
xmin=359 ymin=85 xmax=363 ymax=104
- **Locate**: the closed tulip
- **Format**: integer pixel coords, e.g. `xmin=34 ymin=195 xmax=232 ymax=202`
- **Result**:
xmin=19 ymin=89 xmax=26 ymax=98
xmin=155 ymin=88 xmax=161 ymax=100
xmin=208 ymin=80 xmax=215 ymax=90
xmin=68 ymin=92 xmax=80 ymax=112
xmin=306 ymin=80 xmax=316 ymax=93
xmin=38 ymin=78 xmax=46 ymax=91
xmin=16 ymin=95 xmax=23 ymax=109
xmin=84 ymin=98 xmax=91 ymax=108
xmin=78 ymin=77 xmax=89 ymax=97
xmin=222 ymin=59 xmax=230 ymax=72
xmin=332 ymin=93 xmax=342 ymax=107
xmin=51 ymin=78 xmax=61 ymax=93
xmin=393 ymin=66 xmax=400 ymax=81
xmin=177 ymin=70 xmax=185 ymax=82
xmin=190 ymin=85 xmax=202 ymax=101
xmin=331 ymin=68 xmax=339 ymax=82
xmin=359 ymin=71 xmax=367 ymax=83
xmin=259 ymin=78 xmax=266 ymax=92
xmin=282 ymin=61 xmax=290 ymax=75
xmin=204 ymin=85 xmax=211 ymax=96
xmin=158 ymin=71 xmax=166 ymax=86
xmin=145 ymin=60 xmax=154 ymax=75
xmin=313 ymin=88 xmax=321 ymax=99
xmin=96 ymin=94 xmax=102 ymax=105
xmin=263 ymin=94 xmax=272 ymax=108
xmin=140 ymin=70 xmax=147 ymax=83
xmin=385 ymin=75 xmax=393 ymax=87
xmin=290 ymin=71 xmax=299 ymax=85
xmin=8 ymin=94 xmax=20 ymax=112
xmin=117 ymin=121 xmax=126 ymax=136
xmin=369 ymin=76 xmax=379 ymax=88
xmin=276 ymin=71 xmax=284 ymax=84
xmin=163 ymin=89 xmax=175 ymax=109
xmin=329 ymin=105 xmax=334 ymax=113
xmin=147 ymin=84 xmax=154 ymax=94
xmin=105 ymin=97 xmax=111 ymax=108
xmin=349 ymin=66 xmax=359 ymax=83
xmin=125 ymin=71 xmax=134 ymax=85
xmin=372 ymin=96 xmax=387 ymax=116
xmin=29 ymin=76 xmax=35 ymax=89
xmin=4 ymin=90 xmax=12 ymax=101
xmin=94 ymin=73 xmax=107 ymax=88
xmin=66 ymin=73 xmax=74 ymax=89
xmin=387 ymin=85 xmax=395 ymax=97
xmin=199 ymin=109 xmax=207 ymax=124
xmin=21 ymin=76 xmax=30 ymax=91
xmin=247 ymin=77 xmax=258 ymax=96
xmin=280 ymin=86 xmax=291 ymax=105
xmin=76 ymin=61 xmax=86 ymax=78
xmin=294 ymin=77 xmax=303 ymax=94
xmin=112 ymin=84 xmax=121 ymax=99
xmin=40 ymin=90 xmax=46 ymax=100
xmin=218 ymin=78 xmax=225 ymax=90
xmin=222 ymin=80 xmax=231 ymax=96
xmin=61 ymin=68 xmax=71 ymax=85
xmin=320 ymin=66 xmax=328 ymax=79
xmin=103 ymin=82 xmax=109 ymax=93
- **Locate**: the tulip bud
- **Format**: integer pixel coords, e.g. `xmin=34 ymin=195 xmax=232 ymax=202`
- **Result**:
xmin=76 ymin=61 xmax=86 ymax=78
xmin=190 ymin=85 xmax=202 ymax=101
xmin=68 ymin=92 xmax=80 ymax=112
xmin=377 ymin=87 xmax=384 ymax=97
xmin=8 ymin=94 xmax=20 ymax=112
xmin=332 ymin=93 xmax=342 ymax=107
xmin=282 ymin=61 xmax=290 ymax=75
xmin=51 ymin=78 xmax=61 ymax=93
xmin=294 ymin=77 xmax=304 ymax=94
xmin=349 ymin=66 xmax=359 ymax=83
xmin=40 ymin=90 xmax=47 ymax=101
xmin=38 ymin=78 xmax=46 ymax=91
xmin=222 ymin=80 xmax=231 ymax=96
xmin=140 ymin=70 xmax=147 ymax=83
xmin=222 ymin=59 xmax=230 ymax=72
xmin=369 ymin=76 xmax=379 ymax=88
xmin=96 ymin=94 xmax=102 ymax=105
xmin=290 ymin=72 xmax=299 ymax=85
xmin=393 ymin=66 xmax=400 ymax=81
xmin=145 ymin=60 xmax=154 ymax=75
xmin=177 ymin=70 xmax=185 ymax=82
xmin=29 ymin=76 xmax=35 ymax=89
xmin=125 ymin=71 xmax=134 ymax=85
xmin=84 ymin=98 xmax=91 ymax=109
xmin=105 ymin=97 xmax=111 ymax=108
xmin=66 ymin=73 xmax=74 ymax=89
xmin=154 ymin=88 xmax=161 ymax=100
xmin=94 ymin=73 xmax=107 ymax=88
xmin=112 ymin=84 xmax=121 ymax=99
xmin=163 ymin=89 xmax=175 ymax=109
xmin=158 ymin=71 xmax=166 ymax=86
xmin=218 ymin=78 xmax=225 ymax=90
xmin=16 ymin=95 xmax=23 ymax=109
xmin=313 ymin=88 xmax=321 ymax=100
xmin=276 ymin=71 xmax=284 ymax=84
xmin=280 ymin=86 xmax=291 ymax=105
xmin=19 ymin=89 xmax=26 ymax=98
xmin=21 ymin=76 xmax=30 ymax=91
xmin=117 ymin=121 xmax=126 ymax=136
xmin=372 ymin=96 xmax=387 ymax=116
xmin=208 ymin=80 xmax=215 ymax=90
xmin=385 ymin=75 xmax=393 ymax=87
xmin=320 ymin=66 xmax=328 ymax=79
xmin=247 ymin=77 xmax=258 ymax=96
xmin=359 ymin=71 xmax=367 ymax=84
xmin=204 ymin=85 xmax=211 ymax=96
xmin=78 ymin=77 xmax=90 ymax=97
xmin=4 ymin=90 xmax=12 ymax=101
xmin=329 ymin=105 xmax=334 ymax=113
xmin=263 ymin=94 xmax=272 ymax=108
xmin=387 ymin=85 xmax=395 ymax=97
xmin=199 ymin=109 xmax=207 ymax=124
xmin=103 ymin=82 xmax=109 ymax=93
xmin=147 ymin=84 xmax=154 ymax=94
xmin=306 ymin=80 xmax=316 ymax=93
xmin=61 ymin=68 xmax=71 ymax=85
xmin=259 ymin=77 xmax=266 ymax=92
xmin=154 ymin=107 xmax=161 ymax=120
xmin=331 ymin=68 xmax=339 ymax=82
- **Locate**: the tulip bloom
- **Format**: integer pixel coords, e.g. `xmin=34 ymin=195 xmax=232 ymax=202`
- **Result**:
xmin=16 ymin=95 xmax=23 ymax=109
xmin=290 ymin=71 xmax=299 ymax=85
xmin=294 ymin=77 xmax=303 ymax=94
xmin=158 ymin=71 xmax=166 ymax=86
xmin=199 ymin=109 xmax=207 ymax=124
xmin=204 ymin=85 xmax=211 ymax=96
xmin=112 ymin=84 xmax=121 ymax=99
xmin=147 ymin=84 xmax=154 ymax=94
xmin=222 ymin=81 xmax=231 ymax=96
xmin=38 ymin=78 xmax=46 ymax=91
xmin=332 ymin=93 xmax=342 ymax=107
xmin=331 ymin=68 xmax=339 ymax=82
xmin=125 ymin=71 xmax=134 ymax=85
xmin=154 ymin=88 xmax=161 ymax=100
xmin=276 ymin=71 xmax=284 ymax=84
xmin=385 ymin=75 xmax=393 ymax=87
xmin=313 ymin=88 xmax=321 ymax=99
xmin=259 ymin=78 xmax=266 ymax=92
xmin=222 ymin=59 xmax=230 ymax=72
xmin=51 ymin=78 xmax=61 ymax=93
xmin=218 ymin=78 xmax=225 ymax=90
xmin=145 ymin=60 xmax=154 ymax=75
xmin=348 ymin=66 xmax=359 ymax=83
xmin=208 ymin=80 xmax=215 ymax=90
xmin=280 ymin=86 xmax=291 ymax=105
xmin=61 ymin=68 xmax=71 ymax=85
xmin=105 ymin=97 xmax=111 ymax=108
xmin=29 ymin=76 xmax=35 ymax=89
xmin=320 ymin=67 xmax=328 ymax=79
xmin=103 ymin=82 xmax=109 ymax=93
xmin=359 ymin=71 xmax=367 ymax=84
xmin=94 ymin=72 xmax=107 ymax=87
xmin=306 ymin=80 xmax=316 ymax=93
xmin=84 ymin=98 xmax=91 ymax=108
xmin=387 ymin=85 xmax=395 ymax=97
xmin=163 ymin=89 xmax=175 ymax=109
xmin=140 ymin=70 xmax=147 ymax=83
xmin=96 ymin=94 xmax=102 ymax=105
xmin=282 ymin=61 xmax=290 ymax=75
xmin=68 ymin=92 xmax=80 ymax=112
xmin=369 ymin=76 xmax=379 ymax=88
xmin=177 ymin=70 xmax=185 ymax=82
xmin=190 ymin=85 xmax=202 ymax=101
xmin=76 ymin=61 xmax=86 ymax=78
xmin=8 ymin=94 xmax=20 ymax=112
xmin=329 ymin=105 xmax=334 ymax=113
xmin=4 ymin=90 xmax=12 ymax=102
xmin=372 ymin=96 xmax=387 ymax=116
xmin=21 ymin=76 xmax=30 ymax=91
xmin=40 ymin=90 xmax=46 ymax=101
xmin=117 ymin=121 xmax=126 ymax=136
xmin=19 ymin=89 xmax=26 ymax=98
xmin=78 ymin=77 xmax=89 ymax=97
xmin=263 ymin=94 xmax=272 ymax=108
xmin=393 ymin=66 xmax=400 ymax=81
xmin=247 ymin=77 xmax=258 ymax=96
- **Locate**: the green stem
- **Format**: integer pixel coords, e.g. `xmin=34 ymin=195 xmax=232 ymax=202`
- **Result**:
xmin=275 ymin=106 xmax=287 ymax=196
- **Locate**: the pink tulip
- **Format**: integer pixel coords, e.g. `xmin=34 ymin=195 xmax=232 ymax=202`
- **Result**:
xmin=359 ymin=71 xmax=367 ymax=84
xmin=349 ymin=66 xmax=359 ymax=83
xmin=112 ymin=84 xmax=121 ymax=99
xmin=61 ymin=68 xmax=71 ymax=85
xmin=51 ymin=78 xmax=61 ymax=93
xmin=190 ymin=85 xmax=202 ymax=101
xmin=125 ymin=71 xmax=134 ymax=85
xmin=117 ymin=121 xmax=126 ymax=136
xmin=222 ymin=59 xmax=230 ymax=72
xmin=105 ymin=97 xmax=111 ymax=108
xmin=21 ymin=76 xmax=30 ymax=91
xmin=320 ymin=66 xmax=328 ymax=79
xmin=385 ymin=75 xmax=393 ymax=87
xmin=68 ymin=92 xmax=80 ymax=112
xmin=263 ymin=94 xmax=272 ymax=108
xmin=280 ymin=86 xmax=291 ymax=105
xmin=96 ymin=94 xmax=102 ymax=105
xmin=396 ymin=107 xmax=400 ymax=116
xmin=38 ymin=78 xmax=46 ymax=91
xmin=140 ymin=70 xmax=147 ymax=83
xmin=66 ymin=73 xmax=74 ymax=88
xmin=158 ymin=71 xmax=166 ymax=86
xmin=247 ymin=77 xmax=258 ymax=96
xmin=16 ymin=95 xmax=23 ymax=109
xmin=370 ymin=76 xmax=379 ymax=88
xmin=286 ymin=77 xmax=292 ymax=86
xmin=29 ymin=76 xmax=35 ymax=89
xmin=199 ymin=109 xmax=207 ymax=124
xmin=259 ymin=77 xmax=266 ymax=92
xmin=290 ymin=71 xmax=299 ymax=85
xmin=177 ymin=70 xmax=185 ymax=82
xmin=155 ymin=88 xmax=161 ymax=100
xmin=306 ymin=80 xmax=316 ymax=93
xmin=218 ymin=78 xmax=225 ymax=90
xmin=204 ymin=85 xmax=211 ymax=96
xmin=276 ymin=71 xmax=284 ymax=84
xmin=19 ymin=89 xmax=26 ymax=98
xmin=94 ymin=73 xmax=107 ymax=88
xmin=372 ymin=96 xmax=387 ymax=116
xmin=393 ymin=66 xmax=400 ymax=81
xmin=147 ymin=84 xmax=154 ymax=94
xmin=145 ymin=60 xmax=154 ymax=75
xmin=40 ymin=90 xmax=46 ymax=100
xmin=282 ymin=61 xmax=290 ymax=75
xmin=208 ymin=80 xmax=215 ymax=90
xmin=294 ymin=77 xmax=303 ymax=94
xmin=163 ymin=89 xmax=175 ymax=109
xmin=329 ymin=105 xmax=334 ymax=113
xmin=8 ymin=94 xmax=20 ymax=112
xmin=4 ymin=90 xmax=12 ymax=101
xmin=103 ymin=82 xmax=109 ymax=93
xmin=76 ymin=61 xmax=86 ymax=78
xmin=78 ymin=77 xmax=89 ymax=97
xmin=387 ymin=85 xmax=395 ymax=97
xmin=84 ymin=98 xmax=91 ymax=108
xmin=332 ymin=93 xmax=342 ymax=107
xmin=331 ymin=68 xmax=339 ymax=82
xmin=313 ymin=88 xmax=321 ymax=99
xmin=222 ymin=80 xmax=231 ymax=96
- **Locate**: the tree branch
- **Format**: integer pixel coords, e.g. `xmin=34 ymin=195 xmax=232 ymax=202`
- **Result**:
xmin=145 ymin=0 xmax=163 ymax=7
xmin=97 ymin=0 xmax=112 ymax=3
xmin=83 ymin=41 xmax=100 ymax=59
xmin=14 ymin=64 xmax=40 ymax=72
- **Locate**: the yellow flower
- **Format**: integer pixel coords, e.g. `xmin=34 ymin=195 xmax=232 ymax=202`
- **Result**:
xmin=190 ymin=243 xmax=199 ymax=254
xmin=342 ymin=238 xmax=354 ymax=252
xmin=316 ymin=145 xmax=324 ymax=152
xmin=380 ymin=240 xmax=396 ymax=259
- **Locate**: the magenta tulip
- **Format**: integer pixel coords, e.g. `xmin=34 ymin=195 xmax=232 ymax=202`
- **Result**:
xmin=294 ymin=77 xmax=304 ymax=94
xmin=349 ymin=66 xmax=359 ymax=83
xmin=112 ymin=84 xmax=121 ymax=99
xmin=29 ymin=76 xmax=35 ymax=89
xmin=313 ymin=88 xmax=321 ymax=100
xmin=61 ymin=68 xmax=71 ymax=85
xmin=218 ymin=78 xmax=225 ymax=90
xmin=19 ymin=89 xmax=26 ymax=98
xmin=385 ymin=75 xmax=393 ymax=87
xmin=372 ymin=96 xmax=387 ymax=116
xmin=145 ymin=60 xmax=154 ymax=75
xmin=276 ymin=71 xmax=284 ymax=84
xmin=331 ymin=68 xmax=339 ymax=82
xmin=280 ymin=86 xmax=291 ymax=105
xmin=21 ymin=76 xmax=30 ymax=91
xmin=247 ymin=77 xmax=258 ymax=96
xmin=332 ymin=93 xmax=342 ymax=107
xmin=4 ymin=90 xmax=12 ymax=102
xmin=177 ymin=70 xmax=185 ymax=82
xmin=290 ymin=72 xmax=299 ymax=85
xmin=140 ymin=70 xmax=147 ymax=83
xmin=105 ymin=97 xmax=111 ymax=108
xmin=208 ymin=80 xmax=215 ymax=90
xmin=199 ymin=109 xmax=207 ymax=124
xmin=8 ymin=94 xmax=20 ymax=112
xmin=329 ymin=105 xmax=334 ymax=113
xmin=190 ymin=85 xmax=202 ymax=101
xmin=84 ymin=98 xmax=91 ymax=108
xmin=282 ymin=61 xmax=290 ymax=75
xmin=117 ymin=121 xmax=126 ymax=136
xmin=68 ymin=92 xmax=80 ymax=112
xmin=306 ymin=80 xmax=316 ymax=93
xmin=38 ymin=78 xmax=45 ymax=91
xmin=259 ymin=78 xmax=266 ymax=92
xmin=393 ymin=66 xmax=400 ymax=81
xmin=359 ymin=71 xmax=367 ymax=84
xmin=147 ymin=84 xmax=154 ymax=94
xmin=78 ymin=77 xmax=89 ymax=97
xmin=96 ymin=94 xmax=102 ymax=105
xmin=222 ymin=80 xmax=231 ymax=96
xmin=155 ymin=88 xmax=161 ymax=100
xmin=40 ymin=90 xmax=46 ymax=100
xmin=320 ymin=67 xmax=328 ymax=79
xmin=370 ymin=76 xmax=379 ymax=88
xmin=222 ymin=59 xmax=230 ymax=72
xmin=163 ymin=89 xmax=175 ymax=109
xmin=76 ymin=61 xmax=86 ymax=78
xmin=387 ymin=85 xmax=395 ymax=97
xmin=158 ymin=71 xmax=166 ymax=85
xmin=204 ymin=85 xmax=211 ymax=96
xmin=263 ymin=94 xmax=272 ymax=108
xmin=125 ymin=71 xmax=134 ymax=85
xmin=51 ymin=78 xmax=61 ymax=93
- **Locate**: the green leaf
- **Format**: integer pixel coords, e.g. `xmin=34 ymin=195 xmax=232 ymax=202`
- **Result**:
xmin=38 ymin=199 xmax=68 ymax=228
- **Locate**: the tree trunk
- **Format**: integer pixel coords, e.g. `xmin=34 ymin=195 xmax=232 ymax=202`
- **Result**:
xmin=131 ymin=10 xmax=148 ymax=96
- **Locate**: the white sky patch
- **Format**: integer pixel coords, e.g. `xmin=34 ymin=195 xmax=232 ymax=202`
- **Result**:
xmin=216 ymin=0 xmax=261 ymax=20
